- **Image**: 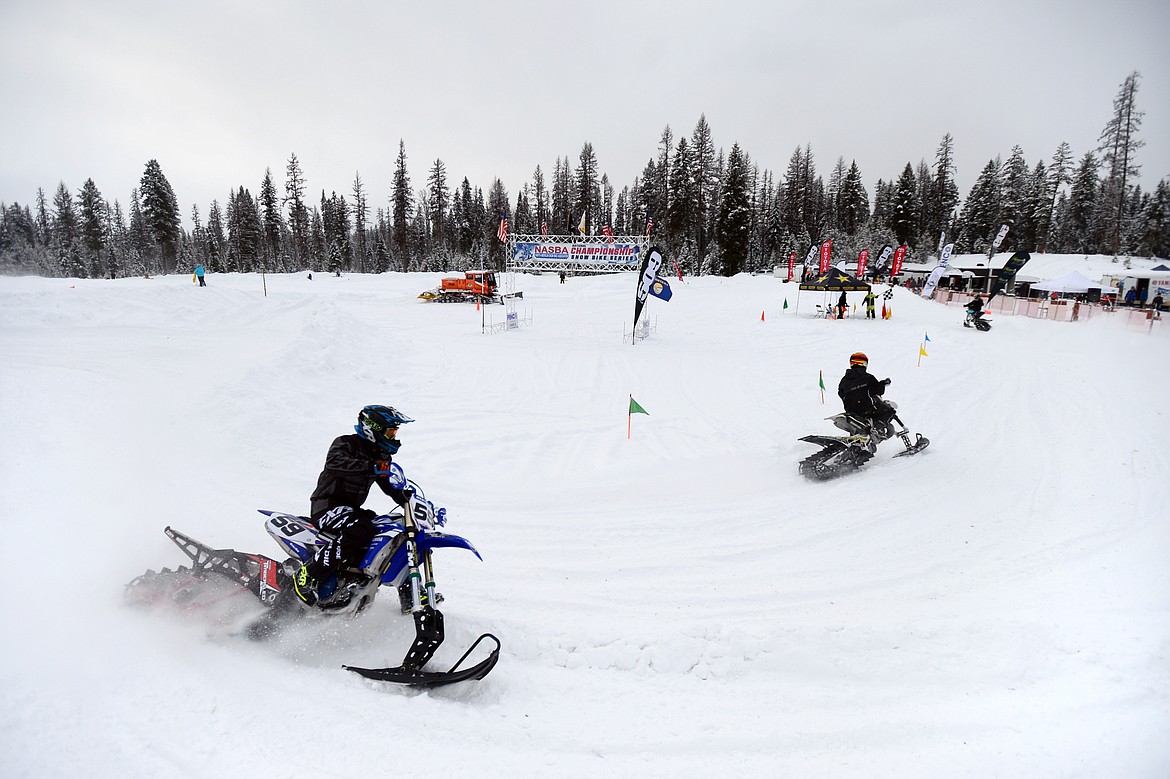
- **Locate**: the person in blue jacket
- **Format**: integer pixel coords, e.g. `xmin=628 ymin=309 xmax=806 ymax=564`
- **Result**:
xmin=194 ymin=264 xmax=206 ymax=286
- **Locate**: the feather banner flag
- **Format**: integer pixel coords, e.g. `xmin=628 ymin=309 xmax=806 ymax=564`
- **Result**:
xmin=632 ymin=245 xmax=666 ymax=335
xmin=890 ymin=244 xmax=907 ymax=277
xmin=627 ymin=394 xmax=649 ymax=439
xmin=818 ymin=239 xmax=833 ymax=274
xmin=987 ymin=251 xmax=1030 ymax=303
xmin=578 ymin=211 xmax=587 ymax=235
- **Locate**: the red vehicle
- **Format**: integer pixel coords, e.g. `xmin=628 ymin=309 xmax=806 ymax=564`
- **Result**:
xmin=419 ymin=271 xmax=521 ymax=304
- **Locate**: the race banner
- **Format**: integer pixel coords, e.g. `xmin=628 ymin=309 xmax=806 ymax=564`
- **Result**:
xmin=513 ymin=240 xmax=642 ymax=269
xmin=890 ymin=244 xmax=907 ymax=276
xmin=633 ymin=245 xmax=666 ymax=330
xmin=802 ymin=242 xmax=819 ymax=278
xmin=987 ymin=251 xmax=1030 ymax=302
xmin=919 ymin=243 xmax=954 ymax=298
xmin=787 ymin=251 xmax=796 ymax=281
xmin=818 ymin=239 xmax=833 ymax=274
xmin=874 ymin=244 xmax=894 ymax=276
xmin=988 ymin=223 xmax=1009 ymax=258
xmin=856 ymin=248 xmax=870 ymax=278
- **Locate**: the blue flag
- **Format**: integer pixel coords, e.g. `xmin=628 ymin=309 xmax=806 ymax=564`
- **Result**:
xmin=648 ymin=277 xmax=673 ymax=302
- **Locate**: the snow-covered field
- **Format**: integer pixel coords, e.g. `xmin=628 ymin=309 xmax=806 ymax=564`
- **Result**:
xmin=1 ymin=269 xmax=1167 ymax=778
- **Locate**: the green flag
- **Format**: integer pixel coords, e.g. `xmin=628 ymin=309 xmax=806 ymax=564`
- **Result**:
xmin=783 ymin=298 xmax=789 ymax=309
xmin=629 ymin=396 xmax=649 ymax=415
xmin=818 ymin=372 xmax=825 ymax=391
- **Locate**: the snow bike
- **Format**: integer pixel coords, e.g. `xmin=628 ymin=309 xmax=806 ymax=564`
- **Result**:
xmin=125 ymin=463 xmax=499 ymax=688
xmin=798 ymin=400 xmax=929 ymax=480
xmin=963 ymin=310 xmax=992 ymax=331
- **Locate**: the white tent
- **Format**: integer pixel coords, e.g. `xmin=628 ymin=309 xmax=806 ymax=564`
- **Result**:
xmin=1030 ymin=271 xmax=1111 ymax=294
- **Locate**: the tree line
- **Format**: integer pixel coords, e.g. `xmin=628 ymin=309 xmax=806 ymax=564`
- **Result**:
xmin=1 ymin=72 xmax=1165 ymax=279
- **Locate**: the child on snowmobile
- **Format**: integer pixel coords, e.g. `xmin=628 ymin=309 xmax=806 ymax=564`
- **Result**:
xmin=837 ymin=352 xmax=896 ymax=439
xmin=294 ymin=404 xmax=416 ymax=606
xmin=965 ymin=295 xmax=986 ymax=326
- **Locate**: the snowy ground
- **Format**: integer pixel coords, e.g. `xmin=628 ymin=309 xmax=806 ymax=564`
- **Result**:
xmin=1 ymin=269 xmax=1168 ymax=778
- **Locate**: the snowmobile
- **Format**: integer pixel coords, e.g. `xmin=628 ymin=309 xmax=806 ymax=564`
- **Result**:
xmin=798 ymin=400 xmax=929 ymax=480
xmin=125 ymin=463 xmax=499 ymax=688
xmin=963 ymin=310 xmax=992 ymax=331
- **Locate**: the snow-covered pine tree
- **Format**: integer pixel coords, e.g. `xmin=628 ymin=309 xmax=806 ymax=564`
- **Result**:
xmin=1039 ymin=141 xmax=1074 ymax=252
xmin=78 ymin=178 xmax=108 ymax=278
xmin=392 ymin=140 xmax=412 ymax=272
xmin=999 ymin=145 xmax=1031 ymax=251
xmin=955 ymin=158 xmax=1002 ymax=253
xmin=427 ymin=158 xmax=449 ymax=257
xmin=715 ymin=143 xmax=752 ymax=276
xmin=206 ymin=200 xmax=227 ymax=273
xmin=139 ymin=160 xmax=183 ymax=274
xmin=352 ymin=172 xmax=368 ymax=273
xmin=575 ymin=142 xmax=599 ymax=236
xmin=284 ymin=154 xmax=310 ymax=270
xmin=839 ymin=161 xmax=869 ymax=235
xmin=52 ymin=182 xmax=83 ymax=277
xmin=889 ymin=163 xmax=919 ymax=247
xmin=485 ymin=178 xmax=509 ymax=269
xmin=1097 ymin=71 xmax=1144 ymax=255
xmin=1065 ymin=152 xmax=1100 ymax=254
xmin=259 ymin=168 xmax=284 ymax=272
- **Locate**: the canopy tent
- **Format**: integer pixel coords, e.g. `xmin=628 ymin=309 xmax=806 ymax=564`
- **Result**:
xmin=798 ymin=270 xmax=871 ymax=292
xmin=1029 ymin=271 xmax=1111 ymax=294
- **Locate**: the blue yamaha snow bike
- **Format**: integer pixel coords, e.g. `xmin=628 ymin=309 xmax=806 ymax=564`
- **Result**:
xmin=126 ymin=463 xmax=499 ymax=688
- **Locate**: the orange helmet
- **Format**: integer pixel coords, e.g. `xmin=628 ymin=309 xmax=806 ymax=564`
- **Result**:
xmin=849 ymin=352 xmax=869 ymax=366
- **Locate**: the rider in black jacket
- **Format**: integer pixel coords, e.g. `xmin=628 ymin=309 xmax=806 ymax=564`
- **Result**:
xmin=295 ymin=405 xmax=415 ymax=605
xmin=838 ymin=352 xmax=895 ymax=437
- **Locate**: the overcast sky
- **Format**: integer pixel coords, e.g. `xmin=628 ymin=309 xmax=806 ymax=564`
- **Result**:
xmin=2 ymin=0 xmax=1167 ymax=229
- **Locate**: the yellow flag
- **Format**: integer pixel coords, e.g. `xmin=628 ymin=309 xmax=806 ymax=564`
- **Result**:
xmin=919 ymin=344 xmax=928 ymax=357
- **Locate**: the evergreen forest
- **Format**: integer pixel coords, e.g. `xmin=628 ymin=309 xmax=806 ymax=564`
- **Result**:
xmin=2 ymin=72 xmax=1166 ymax=280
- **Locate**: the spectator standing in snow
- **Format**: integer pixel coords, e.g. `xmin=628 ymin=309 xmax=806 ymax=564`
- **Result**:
xmin=1152 ymin=293 xmax=1164 ymax=311
xmin=863 ymin=290 xmax=877 ymax=319
xmin=837 ymin=290 xmax=848 ymax=319
xmin=194 ymin=264 xmax=206 ymax=286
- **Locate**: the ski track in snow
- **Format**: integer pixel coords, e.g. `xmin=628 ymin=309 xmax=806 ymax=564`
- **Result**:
xmin=1 ymin=269 xmax=1168 ymax=778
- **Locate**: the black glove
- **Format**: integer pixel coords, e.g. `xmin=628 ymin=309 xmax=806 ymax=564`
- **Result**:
xmin=882 ymin=378 xmax=892 ymax=386
xmin=397 ymin=487 xmax=414 ymax=506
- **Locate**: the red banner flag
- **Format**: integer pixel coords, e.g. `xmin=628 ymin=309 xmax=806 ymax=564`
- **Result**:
xmin=890 ymin=244 xmax=906 ymax=276
xmin=856 ymin=248 xmax=870 ymax=278
xmin=818 ymin=240 xmax=833 ymax=274
xmin=787 ymin=251 xmax=796 ymax=281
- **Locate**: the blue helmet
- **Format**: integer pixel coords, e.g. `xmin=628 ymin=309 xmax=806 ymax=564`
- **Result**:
xmin=355 ymin=405 xmax=414 ymax=454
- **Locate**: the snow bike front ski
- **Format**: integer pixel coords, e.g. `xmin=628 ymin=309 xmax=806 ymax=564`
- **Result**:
xmin=125 ymin=462 xmax=500 ymax=688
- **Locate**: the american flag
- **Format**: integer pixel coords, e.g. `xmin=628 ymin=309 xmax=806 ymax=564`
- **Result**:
xmin=645 ymin=215 xmax=654 ymax=236
xmin=601 ymin=221 xmax=614 ymax=243
xmin=541 ymin=219 xmax=548 ymax=236
xmin=497 ymin=213 xmax=508 ymax=244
